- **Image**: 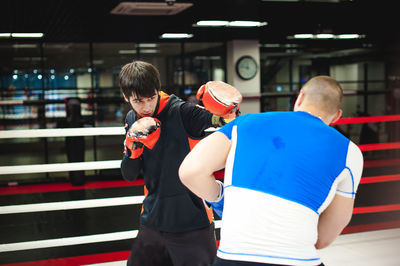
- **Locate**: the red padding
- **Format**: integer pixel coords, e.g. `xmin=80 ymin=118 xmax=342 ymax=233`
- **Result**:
xmin=333 ymin=114 xmax=400 ymax=125
xmin=0 ymin=250 xmax=130 ymax=266
xmin=353 ymin=204 xmax=400 ymax=214
xmin=358 ymin=142 xmax=400 ymax=151
xmin=360 ymin=174 xmax=400 ymax=184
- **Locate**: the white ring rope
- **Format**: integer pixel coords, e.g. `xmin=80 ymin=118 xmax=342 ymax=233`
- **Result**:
xmin=0 ymin=127 xmax=216 ymax=175
xmin=0 ymin=126 xmax=216 ymax=139
xmin=0 ymin=221 xmax=222 ymax=252
xmin=0 ymin=195 xmax=145 ymax=214
xmin=0 ymin=160 xmax=121 ymax=175
xmin=0 ymin=127 xmax=125 ymax=139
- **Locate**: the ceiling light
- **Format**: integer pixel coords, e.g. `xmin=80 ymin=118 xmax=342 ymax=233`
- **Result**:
xmin=315 ymin=34 xmax=334 ymax=39
xmin=262 ymin=0 xmax=342 ymax=2
xmin=195 ymin=20 xmax=229 ymax=27
xmin=293 ymin=34 xmax=314 ymax=39
xmin=11 ymin=33 xmax=44 ymax=38
xmin=0 ymin=33 xmax=11 ymax=38
xmin=290 ymin=33 xmax=365 ymax=40
xmin=228 ymin=21 xmax=267 ymax=27
xmin=337 ymin=34 xmax=362 ymax=39
xmin=160 ymin=33 xmax=193 ymax=39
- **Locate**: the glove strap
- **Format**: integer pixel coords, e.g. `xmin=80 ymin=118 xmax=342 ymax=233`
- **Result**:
xmin=125 ymin=135 xmax=145 ymax=159
xmin=213 ymin=180 xmax=224 ymax=203
xmin=129 ymin=142 xmax=144 ymax=159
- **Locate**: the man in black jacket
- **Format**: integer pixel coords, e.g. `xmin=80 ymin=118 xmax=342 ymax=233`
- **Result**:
xmin=119 ymin=60 xmax=241 ymax=266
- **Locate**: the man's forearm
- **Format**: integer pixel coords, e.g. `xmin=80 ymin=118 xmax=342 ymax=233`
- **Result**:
xmin=315 ymin=195 xmax=354 ymax=249
xmin=120 ymin=155 xmax=143 ymax=182
xmin=180 ymin=170 xmax=221 ymax=201
xmin=179 ymin=132 xmax=230 ymax=201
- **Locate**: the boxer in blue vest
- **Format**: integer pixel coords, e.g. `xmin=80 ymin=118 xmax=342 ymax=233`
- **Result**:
xmin=180 ymin=76 xmax=364 ymax=266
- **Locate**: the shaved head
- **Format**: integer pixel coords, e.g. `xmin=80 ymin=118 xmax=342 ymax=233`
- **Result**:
xmin=300 ymin=76 xmax=343 ymax=116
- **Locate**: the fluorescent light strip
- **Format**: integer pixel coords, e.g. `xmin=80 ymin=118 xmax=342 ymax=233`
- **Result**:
xmin=160 ymin=33 xmax=193 ymax=39
xmin=228 ymin=21 xmax=267 ymax=27
xmin=11 ymin=33 xmax=44 ymax=38
xmin=316 ymin=33 xmax=334 ymax=39
xmin=0 ymin=33 xmax=11 ymax=38
xmin=293 ymin=34 xmax=314 ymax=39
xmin=195 ymin=20 xmax=267 ymax=27
xmin=337 ymin=34 xmax=362 ymax=39
xmin=195 ymin=20 xmax=229 ymax=27
xmin=0 ymin=195 xmax=145 ymax=214
xmin=292 ymin=33 xmax=363 ymax=39
xmin=0 ymin=221 xmax=221 ymax=252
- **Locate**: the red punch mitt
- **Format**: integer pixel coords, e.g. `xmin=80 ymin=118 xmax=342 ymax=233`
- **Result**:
xmin=196 ymin=81 xmax=242 ymax=119
xmin=125 ymin=117 xmax=161 ymax=159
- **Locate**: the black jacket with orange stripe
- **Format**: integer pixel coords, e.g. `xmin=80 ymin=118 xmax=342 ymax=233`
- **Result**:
xmin=121 ymin=91 xmax=218 ymax=232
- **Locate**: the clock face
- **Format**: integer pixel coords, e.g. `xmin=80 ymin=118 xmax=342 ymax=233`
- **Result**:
xmin=236 ymin=56 xmax=258 ymax=80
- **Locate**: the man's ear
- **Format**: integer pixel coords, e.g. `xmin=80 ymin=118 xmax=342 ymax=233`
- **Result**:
xmin=330 ymin=109 xmax=342 ymax=124
xmin=294 ymin=90 xmax=305 ymax=110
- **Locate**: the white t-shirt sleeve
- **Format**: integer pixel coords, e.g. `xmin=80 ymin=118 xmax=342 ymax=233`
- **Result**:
xmin=336 ymin=141 xmax=364 ymax=199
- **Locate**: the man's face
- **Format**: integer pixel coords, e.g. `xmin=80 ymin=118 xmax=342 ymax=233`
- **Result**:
xmin=124 ymin=90 xmax=159 ymax=118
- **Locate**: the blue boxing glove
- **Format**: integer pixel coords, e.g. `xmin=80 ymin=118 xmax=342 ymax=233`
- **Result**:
xmin=205 ymin=180 xmax=224 ymax=219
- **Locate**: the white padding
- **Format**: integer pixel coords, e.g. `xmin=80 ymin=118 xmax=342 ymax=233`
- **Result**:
xmin=0 ymin=160 xmax=121 ymax=175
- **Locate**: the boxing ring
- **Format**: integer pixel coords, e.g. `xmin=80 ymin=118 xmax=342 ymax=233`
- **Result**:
xmin=0 ymin=114 xmax=399 ymax=265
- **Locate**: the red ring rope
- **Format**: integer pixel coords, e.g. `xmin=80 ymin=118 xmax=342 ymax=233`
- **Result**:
xmin=333 ymin=114 xmax=400 ymax=125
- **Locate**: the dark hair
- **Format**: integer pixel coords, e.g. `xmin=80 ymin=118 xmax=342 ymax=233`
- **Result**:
xmin=119 ymin=60 xmax=161 ymax=98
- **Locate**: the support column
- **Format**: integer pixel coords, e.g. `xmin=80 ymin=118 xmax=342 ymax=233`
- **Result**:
xmin=226 ymin=40 xmax=261 ymax=114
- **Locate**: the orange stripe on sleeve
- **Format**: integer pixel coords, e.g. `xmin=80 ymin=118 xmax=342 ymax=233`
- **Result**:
xmin=141 ymin=185 xmax=148 ymax=214
xmin=188 ymin=138 xmax=201 ymax=150
xmin=203 ymin=200 xmax=214 ymax=224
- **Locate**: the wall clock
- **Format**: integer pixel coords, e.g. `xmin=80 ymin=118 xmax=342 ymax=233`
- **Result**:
xmin=235 ymin=56 xmax=258 ymax=80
